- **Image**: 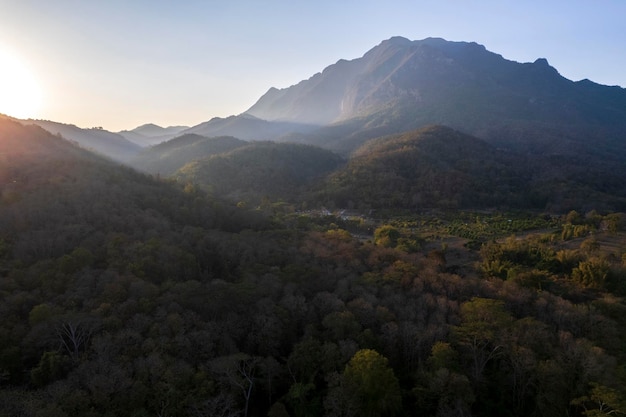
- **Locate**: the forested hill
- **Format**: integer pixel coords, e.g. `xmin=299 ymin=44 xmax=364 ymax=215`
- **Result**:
xmin=321 ymin=125 xmax=527 ymax=209
xmin=0 ymin=116 xmax=267 ymax=268
xmin=127 ymin=124 xmax=626 ymax=213
xmin=130 ymin=134 xmax=248 ymax=176
xmin=174 ymin=141 xmax=344 ymax=203
xmin=319 ymin=125 xmax=626 ymax=212
xmin=1 ymin=116 xmax=98 ymax=166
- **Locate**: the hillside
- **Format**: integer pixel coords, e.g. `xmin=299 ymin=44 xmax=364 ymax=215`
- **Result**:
xmin=175 ymin=141 xmax=344 ymax=204
xmin=18 ymin=118 xmax=142 ymax=162
xmin=131 ymin=134 xmax=248 ymax=176
xmin=320 ymin=125 xmax=529 ymax=209
xmin=119 ymin=123 xmax=189 ymax=147
xmin=184 ymin=113 xmax=316 ymax=141
xmin=133 ymin=124 xmax=626 ymax=213
xmin=0 ymin=116 xmax=262 ymax=260
xmin=317 ymin=125 xmax=626 ymax=212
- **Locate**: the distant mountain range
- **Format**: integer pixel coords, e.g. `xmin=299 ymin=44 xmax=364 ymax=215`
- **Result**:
xmin=118 ymin=123 xmax=189 ymax=147
xmin=182 ymin=114 xmax=315 ymax=141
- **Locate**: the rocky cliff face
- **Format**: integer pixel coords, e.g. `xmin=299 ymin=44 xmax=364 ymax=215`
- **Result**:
xmin=245 ymin=36 xmax=535 ymax=124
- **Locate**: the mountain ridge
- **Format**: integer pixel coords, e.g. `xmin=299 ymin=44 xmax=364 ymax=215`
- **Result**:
xmin=16 ymin=118 xmax=141 ymax=162
xmin=131 ymin=134 xmax=248 ymax=176
xmin=119 ymin=123 xmax=189 ymax=147
xmin=182 ymin=113 xmax=316 ymax=141
xmin=243 ymin=36 xmax=626 ymax=156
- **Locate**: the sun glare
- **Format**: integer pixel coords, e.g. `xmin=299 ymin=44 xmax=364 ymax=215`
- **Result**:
xmin=0 ymin=48 xmax=43 ymax=119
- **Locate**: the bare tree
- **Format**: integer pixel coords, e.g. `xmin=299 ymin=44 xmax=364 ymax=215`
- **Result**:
xmin=55 ymin=316 xmax=99 ymax=360
xmin=211 ymin=353 xmax=260 ymax=417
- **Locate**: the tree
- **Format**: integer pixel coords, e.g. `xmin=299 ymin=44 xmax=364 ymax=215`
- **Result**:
xmin=326 ymin=349 xmax=401 ymax=417
xmin=55 ymin=316 xmax=100 ymax=361
xmin=211 ymin=354 xmax=260 ymax=417
xmin=572 ymin=258 xmax=611 ymax=289
xmin=374 ymin=225 xmax=401 ymax=248
xmin=423 ymin=342 xmax=475 ymax=416
xmin=604 ymin=213 xmax=626 ymax=233
xmin=571 ymin=382 xmax=626 ymax=417
xmin=427 ymin=341 xmax=460 ymax=372
xmin=322 ymin=311 xmax=362 ymax=341
xmin=428 ymin=368 xmax=475 ymax=417
xmin=452 ymin=298 xmax=513 ymax=383
xmin=566 ymin=210 xmax=582 ymax=225
xmin=30 ymin=351 xmax=70 ymax=387
xmin=324 ymin=371 xmax=360 ymax=417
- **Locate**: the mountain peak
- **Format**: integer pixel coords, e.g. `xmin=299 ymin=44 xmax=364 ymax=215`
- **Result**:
xmin=531 ymin=57 xmax=561 ymax=76
xmin=244 ymin=36 xmax=626 ymax=152
xmin=137 ymin=123 xmax=162 ymax=129
xmin=381 ymin=36 xmax=412 ymax=46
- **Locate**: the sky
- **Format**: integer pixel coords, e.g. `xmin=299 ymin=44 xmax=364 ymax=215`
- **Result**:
xmin=1 ymin=0 xmax=625 ymax=132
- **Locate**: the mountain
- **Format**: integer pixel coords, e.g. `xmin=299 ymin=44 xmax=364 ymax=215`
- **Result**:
xmin=119 ymin=123 xmax=189 ymax=146
xmin=131 ymin=133 xmax=248 ymax=176
xmin=18 ymin=118 xmax=141 ymax=162
xmin=246 ymin=36 xmax=626 ymax=156
xmin=183 ymin=113 xmax=316 ymax=141
xmin=130 ymin=123 xmax=188 ymax=138
xmin=175 ymin=141 xmax=343 ymax=204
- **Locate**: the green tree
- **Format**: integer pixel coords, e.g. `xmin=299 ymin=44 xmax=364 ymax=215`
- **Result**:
xmin=421 ymin=342 xmax=475 ymax=416
xmin=427 ymin=341 xmax=459 ymax=372
xmin=374 ymin=225 xmax=401 ymax=248
xmin=327 ymin=349 xmax=401 ymax=417
xmin=571 ymin=382 xmax=626 ymax=416
xmin=566 ymin=210 xmax=582 ymax=224
xmin=605 ymin=213 xmax=626 ymax=233
xmin=453 ymin=298 xmax=513 ymax=383
xmin=572 ymin=258 xmax=611 ymax=289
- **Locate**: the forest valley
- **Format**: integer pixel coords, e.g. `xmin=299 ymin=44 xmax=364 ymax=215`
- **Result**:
xmin=1 ymin=117 xmax=626 ymax=417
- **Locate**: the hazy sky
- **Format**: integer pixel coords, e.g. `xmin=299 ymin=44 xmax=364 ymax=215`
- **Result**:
xmin=1 ymin=0 xmax=625 ymax=131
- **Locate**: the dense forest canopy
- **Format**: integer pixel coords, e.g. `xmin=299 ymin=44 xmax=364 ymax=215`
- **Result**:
xmin=2 ymin=107 xmax=626 ymax=417
xmin=173 ymin=141 xmax=344 ymax=205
